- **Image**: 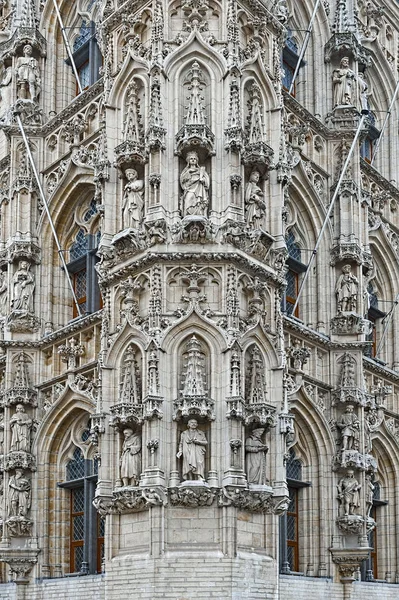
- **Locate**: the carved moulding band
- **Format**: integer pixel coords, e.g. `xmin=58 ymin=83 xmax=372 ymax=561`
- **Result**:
xmin=93 ymin=486 xmax=167 ymax=516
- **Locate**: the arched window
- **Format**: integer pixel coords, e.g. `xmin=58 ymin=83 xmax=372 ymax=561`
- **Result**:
xmin=284 ymin=231 xmax=307 ymax=318
xmin=66 ymin=200 xmax=102 ymax=318
xmin=67 ymin=12 xmax=102 ymax=94
xmin=280 ymin=449 xmax=310 ymax=574
xmin=58 ymin=436 xmax=104 ymax=575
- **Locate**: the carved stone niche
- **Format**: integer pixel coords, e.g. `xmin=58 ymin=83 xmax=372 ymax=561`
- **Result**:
xmin=243 ymin=345 xmax=277 ymax=427
xmin=242 ymin=81 xmax=274 ymax=169
xmin=173 ymin=335 xmax=214 ymax=421
xmin=175 ymin=61 xmax=215 ymax=157
xmin=110 ymin=343 xmax=144 ymax=428
xmin=4 ymin=353 xmax=37 ymax=407
xmin=115 ymin=78 xmax=147 ymax=172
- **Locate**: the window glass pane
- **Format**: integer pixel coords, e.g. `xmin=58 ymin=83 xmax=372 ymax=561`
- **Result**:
xmin=73 ymin=515 xmax=85 ymax=541
xmin=282 ymin=62 xmax=294 ymax=92
xmin=287 ymin=546 xmax=295 ymax=570
xmin=286 ymin=449 xmax=302 ymax=480
xmin=73 ymin=20 xmax=92 ymax=52
xmin=286 ymin=270 xmax=297 ymax=300
xmin=287 ymin=515 xmax=296 ymax=541
xmin=74 ymin=545 xmax=84 ymax=572
xmin=78 ymin=61 xmax=90 ymax=89
xmin=70 ymin=229 xmax=88 ymax=261
xmin=66 ymin=447 xmax=85 ymax=480
xmin=99 ymin=516 xmax=105 ymax=538
xmin=286 ymin=231 xmax=301 ymax=261
xmin=73 ymin=487 xmax=85 ymax=513
xmin=84 ymin=199 xmax=98 ymax=222
xmin=75 ymin=270 xmax=87 ymax=303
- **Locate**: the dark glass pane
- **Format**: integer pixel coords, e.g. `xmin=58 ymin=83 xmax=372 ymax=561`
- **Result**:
xmin=282 ymin=62 xmax=294 ymax=91
xmin=373 ymin=481 xmax=380 ymax=501
xmin=73 ymin=487 xmax=85 ymax=513
xmin=287 ymin=515 xmax=296 ymax=541
xmin=84 ymin=199 xmax=98 ymax=222
xmin=285 ymin=33 xmax=298 ymax=53
xmin=73 ymin=515 xmax=84 ymax=541
xmin=73 ymin=20 xmax=92 ymax=52
xmin=70 ymin=229 xmax=88 ymax=261
xmin=74 ymin=545 xmax=84 ymax=572
xmin=287 ymin=546 xmax=294 ymax=570
xmin=286 ymin=231 xmax=301 ymax=261
xmin=99 ymin=516 xmax=105 ymax=537
xmin=93 ymin=457 xmax=99 ymax=475
xmin=286 ymin=270 xmax=297 ymax=300
xmin=367 ymin=283 xmax=378 ymax=309
xmin=66 ymin=447 xmax=85 ymax=480
xmin=286 ymin=449 xmax=302 ymax=481
xmin=81 ymin=428 xmax=90 ymax=442
xmin=75 ymin=270 xmax=87 ymax=301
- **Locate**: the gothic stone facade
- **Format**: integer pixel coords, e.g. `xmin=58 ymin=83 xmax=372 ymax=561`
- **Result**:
xmin=0 ymin=0 xmax=398 ymax=599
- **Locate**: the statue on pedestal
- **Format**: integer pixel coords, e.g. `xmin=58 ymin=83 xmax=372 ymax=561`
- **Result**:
xmin=122 ymin=169 xmax=144 ymax=229
xmin=120 ymin=428 xmax=142 ymax=487
xmin=337 ymin=470 xmax=361 ymax=516
xmin=245 ymin=428 xmax=269 ymax=484
xmin=8 ymin=469 xmax=31 ymax=517
xmin=10 ymin=404 xmax=32 ymax=453
xmin=16 ymin=44 xmax=41 ymax=102
xmin=245 ymin=170 xmax=265 ymax=229
xmin=337 ymin=405 xmax=360 ymax=451
xmin=177 ymin=419 xmax=207 ymax=481
xmin=180 ymin=152 xmax=210 ymax=217
xmin=11 ymin=261 xmax=35 ymax=313
xmin=335 ymin=264 xmax=358 ymax=313
xmin=332 ymin=57 xmax=355 ymax=107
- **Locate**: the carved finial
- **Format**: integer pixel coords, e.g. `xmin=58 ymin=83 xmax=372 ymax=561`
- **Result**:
xmin=246 ymin=346 xmax=267 ymax=404
xmin=180 ymin=335 xmax=208 ymax=397
xmin=120 ymin=345 xmax=141 ymax=404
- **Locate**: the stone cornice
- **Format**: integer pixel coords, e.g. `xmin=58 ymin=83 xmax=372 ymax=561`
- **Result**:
xmin=363 ymin=355 xmax=399 ymax=383
xmin=283 ymin=93 xmax=331 ymax=138
xmin=100 ymin=251 xmax=285 ymax=288
xmin=361 ymin=158 xmax=399 ymax=201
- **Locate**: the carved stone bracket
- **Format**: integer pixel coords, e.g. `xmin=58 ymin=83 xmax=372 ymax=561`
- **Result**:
xmin=333 ymin=449 xmax=377 ymax=472
xmin=330 ymin=314 xmax=372 ymax=335
xmin=3 ymin=451 xmax=36 ymax=471
xmin=332 ymin=386 xmax=368 ymax=407
xmin=330 ymin=240 xmax=372 ymax=268
xmin=7 ymin=313 xmax=41 ymax=333
xmin=0 ymin=240 xmax=41 ymax=267
xmin=336 ymin=515 xmax=375 ymax=535
xmin=90 ymin=413 xmax=106 ymax=444
xmin=93 ymin=486 xmax=166 ymax=515
xmin=244 ymin=403 xmax=276 ymax=427
xmin=3 ymin=387 xmax=37 ymax=407
xmin=222 ymin=221 xmax=274 ymax=261
xmin=173 ymin=395 xmax=215 ymax=421
xmin=218 ymin=485 xmax=275 ymax=513
xmin=169 ymin=483 xmax=216 ymax=507
xmin=0 ymin=547 xmax=40 ymax=583
xmin=330 ymin=546 xmax=371 ymax=584
xmin=143 ymin=395 xmax=163 ymax=420
xmin=109 ymin=402 xmax=143 ymax=429
xmin=6 ymin=515 xmax=33 ymax=537
xmin=324 ymin=32 xmax=371 ymax=65
xmin=114 ymin=139 xmax=148 ymax=172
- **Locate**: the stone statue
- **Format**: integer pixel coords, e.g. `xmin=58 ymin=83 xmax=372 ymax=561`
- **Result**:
xmin=332 ymin=57 xmax=355 ymax=107
xmin=180 ymin=151 xmax=210 ymax=217
xmin=8 ymin=469 xmax=31 ymax=517
xmin=16 ymin=44 xmax=41 ymax=102
xmin=120 ymin=428 xmax=142 ymax=487
xmin=337 ymin=405 xmax=360 ymax=452
xmin=366 ymin=474 xmax=374 ymax=517
xmin=122 ymin=169 xmax=144 ymax=229
xmin=335 ymin=264 xmax=358 ymax=313
xmin=245 ymin=428 xmax=269 ymax=485
xmin=245 ymin=170 xmax=266 ymax=229
xmin=337 ymin=470 xmax=361 ymax=516
xmin=0 ymin=63 xmax=12 ymax=115
xmin=11 ymin=261 xmax=35 ymax=313
xmin=10 ymin=404 xmax=32 ymax=453
xmin=357 ymin=72 xmax=369 ymax=112
xmin=177 ymin=419 xmax=207 ymax=480
xmin=0 ymin=268 xmax=7 ymax=316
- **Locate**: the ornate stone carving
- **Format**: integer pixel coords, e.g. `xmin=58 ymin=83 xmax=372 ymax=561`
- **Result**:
xmin=242 ymin=82 xmax=273 ymax=167
xmin=337 ymin=405 xmax=360 ymax=452
xmin=286 ymin=339 xmax=311 ymax=371
xmin=245 ymin=428 xmax=269 ymax=485
xmin=218 ymin=486 xmax=274 ymax=513
xmin=169 ymin=483 xmax=215 ymax=507
xmin=120 ymin=344 xmax=141 ymax=404
xmin=174 ymin=336 xmax=214 ymax=421
xmin=330 ymin=313 xmax=371 ymax=335
xmin=146 ymin=72 xmax=166 ymax=151
xmin=107 ymin=486 xmax=166 ymax=514
xmin=115 ymin=79 xmax=147 ymax=170
xmin=120 ymin=427 xmax=142 ymax=487
xmin=6 ymin=515 xmax=33 ymax=537
xmin=332 ymin=353 xmax=366 ymax=406
xmin=336 ymin=514 xmax=364 ymax=535
xmin=10 ymin=260 xmax=35 ymax=315
xmin=4 ymin=353 xmax=37 ymax=407
xmin=3 ymin=451 xmax=36 ymax=471
xmin=222 ymin=221 xmax=274 ymax=262
xmin=58 ymin=337 xmax=84 ymax=369
xmin=144 ymin=346 xmax=163 ymax=420
xmin=176 ymin=418 xmax=207 ymax=481
xmin=332 ymin=57 xmax=356 ymax=107
xmin=180 ymin=151 xmax=210 ymax=217
xmin=175 ymin=62 xmax=214 ymax=156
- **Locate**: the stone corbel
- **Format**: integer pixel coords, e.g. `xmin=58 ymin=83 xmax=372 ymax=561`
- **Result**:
xmin=0 ymin=546 xmax=40 ymax=583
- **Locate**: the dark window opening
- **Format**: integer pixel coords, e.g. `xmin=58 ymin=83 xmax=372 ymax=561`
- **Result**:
xmin=67 ymin=227 xmax=102 ymax=319
xmin=66 ymin=21 xmax=102 ymax=95
xmin=360 ymin=119 xmax=380 ymax=165
xmin=364 ymin=284 xmax=386 ymax=359
xmin=283 ymin=232 xmax=307 ymax=318
xmin=361 ymin=481 xmax=388 ymax=582
xmin=59 ymin=448 xmax=103 ymax=575
xmin=282 ymin=34 xmax=305 ymax=97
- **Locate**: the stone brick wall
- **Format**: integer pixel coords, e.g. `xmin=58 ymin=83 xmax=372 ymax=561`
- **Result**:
xmin=279 ymin=575 xmax=399 ymax=600
xmin=0 ymin=576 xmax=104 ymax=600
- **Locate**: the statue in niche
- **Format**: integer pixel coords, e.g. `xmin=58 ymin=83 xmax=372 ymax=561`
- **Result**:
xmin=365 ymin=474 xmax=374 ymax=517
xmin=10 ymin=404 xmax=32 ymax=453
xmin=120 ymin=427 xmax=142 ymax=487
xmin=16 ymin=44 xmax=41 ymax=102
xmin=0 ymin=269 xmax=7 ymax=316
xmin=245 ymin=428 xmax=269 ymax=485
xmin=337 ymin=405 xmax=360 ymax=452
xmin=335 ymin=264 xmax=358 ymax=313
xmin=357 ymin=72 xmax=370 ymax=112
xmin=245 ymin=170 xmax=266 ymax=229
xmin=177 ymin=419 xmax=207 ymax=481
xmin=11 ymin=261 xmax=35 ymax=313
xmin=332 ymin=57 xmax=355 ymax=107
xmin=122 ymin=169 xmax=144 ymax=229
xmin=337 ymin=470 xmax=361 ymax=516
xmin=180 ymin=151 xmax=210 ymax=217
xmin=8 ymin=469 xmax=31 ymax=517
xmin=0 ymin=63 xmax=12 ymax=115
